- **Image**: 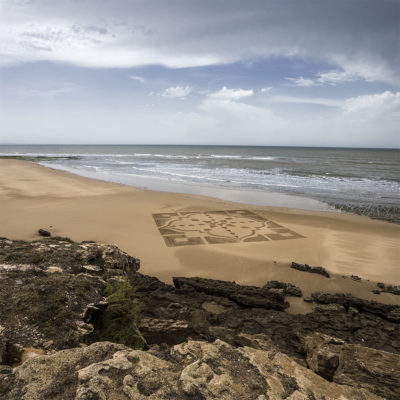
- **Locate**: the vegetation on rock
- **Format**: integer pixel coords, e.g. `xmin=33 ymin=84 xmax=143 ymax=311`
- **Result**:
xmin=91 ymin=278 xmax=144 ymax=348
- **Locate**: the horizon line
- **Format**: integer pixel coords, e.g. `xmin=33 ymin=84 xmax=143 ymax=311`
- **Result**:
xmin=0 ymin=143 xmax=399 ymax=150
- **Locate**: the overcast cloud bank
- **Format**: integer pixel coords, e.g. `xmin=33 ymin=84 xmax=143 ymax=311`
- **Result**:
xmin=0 ymin=0 xmax=399 ymax=147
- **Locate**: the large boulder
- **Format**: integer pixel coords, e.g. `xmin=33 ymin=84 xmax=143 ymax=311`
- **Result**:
xmin=2 ymin=342 xmax=126 ymax=400
xmin=2 ymin=339 xmax=383 ymax=400
xmin=303 ymin=333 xmax=400 ymax=400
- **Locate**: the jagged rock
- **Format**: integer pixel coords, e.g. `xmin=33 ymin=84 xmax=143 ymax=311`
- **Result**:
xmin=0 ymin=325 xmax=7 ymax=364
xmin=0 ymin=264 xmax=106 ymax=350
xmin=140 ymin=318 xmax=192 ymax=345
xmin=303 ymin=333 xmax=400 ymax=399
xmin=4 ymin=337 xmax=381 ymax=399
xmin=2 ymin=342 xmax=127 ymax=400
xmin=173 ymin=277 xmax=289 ymax=311
xmin=37 ymin=229 xmax=51 ymax=237
xmin=81 ymin=300 xmax=108 ymax=323
xmin=351 ymin=274 xmax=361 ymax=281
xmin=129 ymin=272 xmax=172 ymax=292
xmin=387 ymin=309 xmax=400 ymax=322
xmin=0 ymin=237 xmax=140 ymax=275
xmin=311 ymin=292 xmax=400 ymax=320
xmin=291 ymin=262 xmax=330 ymax=278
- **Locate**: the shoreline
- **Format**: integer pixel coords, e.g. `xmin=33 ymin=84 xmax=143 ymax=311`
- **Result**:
xmin=0 ymin=159 xmax=399 ymax=313
xmin=40 ymin=161 xmax=336 ymax=213
xmin=1 ymin=148 xmax=399 ymax=224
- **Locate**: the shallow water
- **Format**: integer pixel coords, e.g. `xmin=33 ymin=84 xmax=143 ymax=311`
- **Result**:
xmin=1 ymin=145 xmax=399 ymax=221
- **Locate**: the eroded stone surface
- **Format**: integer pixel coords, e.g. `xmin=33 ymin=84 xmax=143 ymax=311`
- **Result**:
xmin=303 ymin=333 xmax=400 ymax=400
xmin=3 ymin=339 xmax=386 ymax=400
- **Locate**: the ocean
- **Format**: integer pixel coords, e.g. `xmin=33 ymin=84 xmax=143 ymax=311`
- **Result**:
xmin=1 ymin=145 xmax=399 ymax=222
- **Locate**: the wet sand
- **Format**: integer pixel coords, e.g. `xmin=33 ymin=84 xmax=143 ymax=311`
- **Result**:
xmin=1 ymin=159 xmax=399 ymax=312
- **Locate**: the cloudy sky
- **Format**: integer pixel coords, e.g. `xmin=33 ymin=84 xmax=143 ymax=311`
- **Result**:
xmin=0 ymin=0 xmax=399 ymax=147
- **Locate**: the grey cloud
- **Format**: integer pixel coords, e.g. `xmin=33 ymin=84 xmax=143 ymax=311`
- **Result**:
xmin=1 ymin=0 xmax=399 ymax=84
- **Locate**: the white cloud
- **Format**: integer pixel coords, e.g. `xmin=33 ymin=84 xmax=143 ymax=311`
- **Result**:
xmin=286 ymin=70 xmax=361 ymax=88
xmin=161 ymin=86 xmax=192 ymax=98
xmin=285 ymin=77 xmax=315 ymax=87
xmin=316 ymin=70 xmax=359 ymax=85
xmin=270 ymin=95 xmax=341 ymax=107
xmin=208 ymin=86 xmax=254 ymax=101
xmin=342 ymin=91 xmax=400 ymax=119
xmin=9 ymin=82 xmax=80 ymax=97
xmin=129 ymin=75 xmax=145 ymax=83
xmin=261 ymin=87 xmax=272 ymax=93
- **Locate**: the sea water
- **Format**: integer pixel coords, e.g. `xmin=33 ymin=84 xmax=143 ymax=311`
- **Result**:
xmin=1 ymin=145 xmax=399 ymax=222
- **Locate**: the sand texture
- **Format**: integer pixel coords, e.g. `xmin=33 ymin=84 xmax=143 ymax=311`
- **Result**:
xmin=0 ymin=159 xmax=399 ymax=312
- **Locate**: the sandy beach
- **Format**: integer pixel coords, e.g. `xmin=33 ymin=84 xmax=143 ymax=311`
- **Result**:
xmin=1 ymin=159 xmax=399 ymax=311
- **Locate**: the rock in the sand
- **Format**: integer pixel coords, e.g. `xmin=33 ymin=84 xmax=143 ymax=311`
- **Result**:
xmin=291 ymin=262 xmax=330 ymax=278
xmin=311 ymin=291 xmax=400 ymax=320
xmin=2 ymin=338 xmax=383 ymax=400
xmin=351 ymin=274 xmax=361 ymax=281
xmin=374 ymin=282 xmax=400 ymax=295
xmin=37 ymin=229 xmax=51 ymax=237
xmin=263 ymin=280 xmax=303 ymax=297
xmin=303 ymin=333 xmax=400 ymax=400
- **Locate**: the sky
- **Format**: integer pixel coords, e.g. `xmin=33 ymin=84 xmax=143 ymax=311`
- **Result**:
xmin=0 ymin=0 xmax=399 ymax=147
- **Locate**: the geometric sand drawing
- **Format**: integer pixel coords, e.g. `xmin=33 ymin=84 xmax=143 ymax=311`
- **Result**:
xmin=153 ymin=209 xmax=305 ymax=247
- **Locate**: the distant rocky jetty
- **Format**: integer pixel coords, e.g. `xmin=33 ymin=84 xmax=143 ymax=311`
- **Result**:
xmin=1 ymin=237 xmax=400 ymax=399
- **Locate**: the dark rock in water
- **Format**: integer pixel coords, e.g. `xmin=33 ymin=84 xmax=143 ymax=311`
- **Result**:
xmin=173 ymin=276 xmax=289 ymax=311
xmin=38 ymin=229 xmax=51 ymax=237
xmin=291 ymin=262 xmax=330 ymax=278
xmin=311 ymin=292 xmax=400 ymax=321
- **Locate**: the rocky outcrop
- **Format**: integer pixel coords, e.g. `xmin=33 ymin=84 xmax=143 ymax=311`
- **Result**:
xmin=0 ymin=237 xmax=140 ymax=351
xmin=311 ymin=291 xmax=400 ymax=321
xmin=2 ymin=341 xmax=127 ymax=399
xmin=0 ymin=237 xmax=140 ymax=275
xmin=2 ymin=338 xmax=383 ymax=400
xmin=173 ymin=276 xmax=290 ymax=310
xmin=303 ymin=333 xmax=400 ymax=399
xmin=291 ymin=261 xmax=330 ymax=278
xmin=1 ymin=237 xmax=400 ymax=399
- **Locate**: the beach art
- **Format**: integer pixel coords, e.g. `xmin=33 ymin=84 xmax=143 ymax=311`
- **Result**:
xmin=153 ymin=209 xmax=305 ymax=246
